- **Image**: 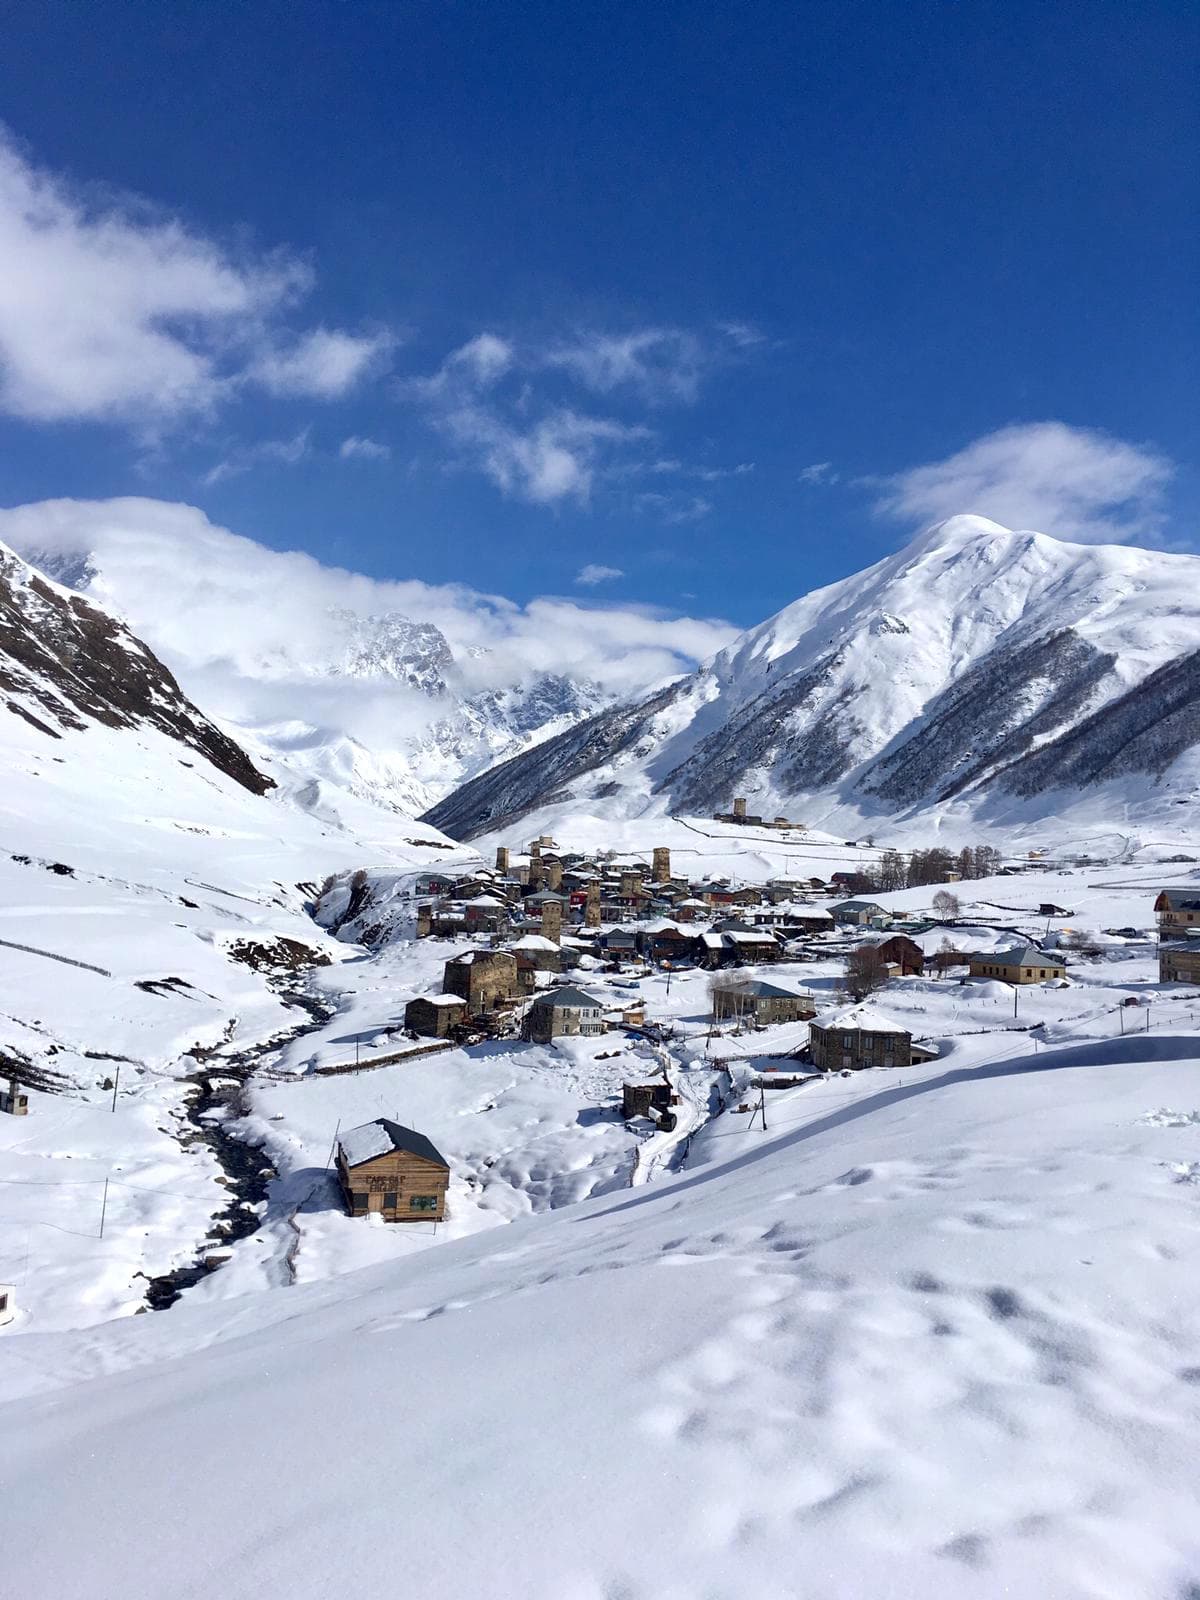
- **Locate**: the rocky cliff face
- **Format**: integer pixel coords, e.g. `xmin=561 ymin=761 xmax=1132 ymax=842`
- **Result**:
xmin=424 ymin=516 xmax=1200 ymax=840
xmin=0 ymin=542 xmax=273 ymax=794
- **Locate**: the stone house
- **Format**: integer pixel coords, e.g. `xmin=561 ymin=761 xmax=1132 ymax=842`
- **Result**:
xmin=403 ymin=994 xmax=468 ymax=1037
xmin=638 ymin=923 xmax=694 ymax=964
xmin=511 ymin=933 xmax=563 ymax=972
xmin=523 ymin=985 xmax=607 ymax=1043
xmin=336 ymin=1119 xmax=451 ymax=1223
xmin=0 ymin=1077 xmax=29 ymax=1116
xmin=967 ymin=944 xmax=1066 ymax=984
xmin=1159 ymin=941 xmax=1200 ymax=983
xmin=463 ymin=894 xmax=509 ymax=933
xmin=809 ymin=1004 xmax=928 ymax=1071
xmin=710 ymin=980 xmax=815 ymax=1026
xmin=442 ymin=949 xmax=520 ymax=1015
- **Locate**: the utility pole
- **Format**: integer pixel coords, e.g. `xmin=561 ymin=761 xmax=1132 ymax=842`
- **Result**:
xmin=110 ymin=1063 xmax=120 ymax=1113
xmin=99 ymin=1177 xmax=109 ymax=1240
xmin=1013 ymin=984 xmax=1019 ymax=1022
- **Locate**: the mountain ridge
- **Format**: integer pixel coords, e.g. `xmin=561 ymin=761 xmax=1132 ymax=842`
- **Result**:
xmin=424 ymin=515 xmax=1200 ymax=841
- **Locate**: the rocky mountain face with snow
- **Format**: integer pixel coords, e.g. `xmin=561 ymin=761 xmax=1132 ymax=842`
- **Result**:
xmin=0 ymin=542 xmax=274 ymax=795
xmin=24 ymin=543 xmax=609 ymax=817
xmin=425 ymin=516 xmax=1200 ymax=841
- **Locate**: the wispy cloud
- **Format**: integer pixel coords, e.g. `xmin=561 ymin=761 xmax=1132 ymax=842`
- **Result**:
xmin=575 ymin=563 xmax=624 ymax=586
xmin=873 ymin=422 xmax=1174 ymax=544
xmin=203 ymin=428 xmax=312 ymax=486
xmin=798 ymin=461 xmax=837 ymax=485
xmin=403 ymin=323 xmax=762 ymax=510
xmin=339 ymin=435 xmax=391 ymax=462
xmin=544 ymin=328 xmax=707 ymax=405
xmin=0 ymin=127 xmax=394 ymax=431
xmin=405 ymin=334 xmax=650 ymax=505
xmin=633 ymin=491 xmax=713 ymax=524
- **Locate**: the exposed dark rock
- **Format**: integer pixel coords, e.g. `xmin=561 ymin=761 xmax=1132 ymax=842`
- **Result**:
xmin=0 ymin=543 xmax=274 ymax=795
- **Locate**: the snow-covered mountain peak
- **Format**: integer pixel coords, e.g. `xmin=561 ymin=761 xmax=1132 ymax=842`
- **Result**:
xmin=426 ymin=514 xmax=1200 ymax=844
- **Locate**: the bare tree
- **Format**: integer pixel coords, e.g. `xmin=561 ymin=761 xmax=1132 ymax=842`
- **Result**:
xmin=845 ymin=944 xmax=888 ymax=1000
xmin=932 ymin=889 xmax=960 ymax=918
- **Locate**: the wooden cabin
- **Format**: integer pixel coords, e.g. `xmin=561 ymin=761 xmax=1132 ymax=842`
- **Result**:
xmin=336 ymin=1119 xmax=450 ymax=1223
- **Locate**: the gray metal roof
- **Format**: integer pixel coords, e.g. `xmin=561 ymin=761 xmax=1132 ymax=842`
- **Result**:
xmin=980 ymin=943 xmax=1063 ymax=968
xmin=532 ymin=984 xmax=603 ymax=1010
xmin=711 ymin=980 xmax=805 ymax=999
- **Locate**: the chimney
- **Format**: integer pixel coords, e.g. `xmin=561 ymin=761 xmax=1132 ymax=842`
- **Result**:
xmin=652 ymin=847 xmax=671 ymax=884
xmin=540 ymin=900 xmax=563 ymax=945
xmin=546 ymin=859 xmax=564 ymax=891
xmin=495 ymin=845 xmax=510 ymax=873
xmin=733 ymin=797 xmax=747 ymax=820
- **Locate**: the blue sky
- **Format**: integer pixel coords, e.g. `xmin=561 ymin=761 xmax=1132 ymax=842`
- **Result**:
xmin=0 ymin=0 xmax=1195 ymax=629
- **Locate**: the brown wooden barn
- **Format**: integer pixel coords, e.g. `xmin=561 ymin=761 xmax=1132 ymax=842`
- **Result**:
xmin=336 ymin=1119 xmax=451 ymax=1223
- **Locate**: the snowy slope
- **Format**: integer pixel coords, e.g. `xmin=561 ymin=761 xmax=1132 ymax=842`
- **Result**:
xmin=3 ymin=1033 xmax=1199 ymax=1599
xmin=427 ymin=516 xmax=1200 ymax=845
xmin=0 ymin=541 xmax=477 ymax=1320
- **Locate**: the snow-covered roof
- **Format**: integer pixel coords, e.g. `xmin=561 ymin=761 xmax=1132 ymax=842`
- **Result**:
xmin=338 ymin=1118 xmax=450 ymax=1170
xmin=424 ymin=993 xmax=468 ymax=1007
xmin=700 ymin=932 xmax=724 ymax=948
xmin=815 ymin=1003 xmax=909 ymax=1035
xmin=512 ymin=934 xmax=559 ymax=951
xmin=712 ymin=980 xmax=805 ymax=999
xmin=980 ymin=943 xmax=1062 ymax=968
xmin=465 ymin=894 xmax=504 ymax=908
xmin=533 ymin=985 xmax=603 ymax=1010
xmin=726 ymin=930 xmax=775 ymax=943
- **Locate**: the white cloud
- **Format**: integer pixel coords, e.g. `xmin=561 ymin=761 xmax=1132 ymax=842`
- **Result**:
xmin=0 ymin=497 xmax=737 ymax=732
xmin=798 ymin=461 xmax=836 ymax=485
xmin=249 ymin=328 xmax=393 ymax=399
xmin=873 ymin=422 xmax=1174 ymax=544
xmin=408 ymin=336 xmax=650 ymax=505
xmin=339 ymin=435 xmax=391 ymax=462
xmin=203 ymin=428 xmax=312 ymax=486
xmin=0 ymin=127 xmax=392 ymax=429
xmin=576 ymin=564 xmax=624 ymax=586
xmin=544 ymin=329 xmax=706 ymax=404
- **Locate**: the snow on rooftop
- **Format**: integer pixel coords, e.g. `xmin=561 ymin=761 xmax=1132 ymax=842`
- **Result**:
xmin=817 ymin=1002 xmax=909 ymax=1034
xmin=426 ymin=994 xmax=467 ymax=1007
xmin=338 ymin=1120 xmax=397 ymax=1167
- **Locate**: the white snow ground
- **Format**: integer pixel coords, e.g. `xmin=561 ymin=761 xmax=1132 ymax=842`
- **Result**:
xmin=2 ymin=1027 xmax=1199 ymax=1599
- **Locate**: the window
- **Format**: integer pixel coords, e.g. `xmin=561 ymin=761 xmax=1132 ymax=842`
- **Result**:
xmin=351 ymin=1191 xmax=368 ymax=1211
xmin=0 ymin=1293 xmax=7 ymax=1312
xmin=410 ymin=1195 xmax=439 ymax=1212
xmin=842 ymin=1033 xmax=853 ymax=1047
xmin=383 ymin=1192 xmax=397 ymax=1208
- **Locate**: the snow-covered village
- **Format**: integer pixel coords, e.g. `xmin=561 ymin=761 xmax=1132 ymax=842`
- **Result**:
xmin=0 ymin=9 xmax=1196 ymax=1600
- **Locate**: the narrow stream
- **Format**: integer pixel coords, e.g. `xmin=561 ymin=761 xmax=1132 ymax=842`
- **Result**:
xmin=143 ymin=991 xmax=336 ymax=1311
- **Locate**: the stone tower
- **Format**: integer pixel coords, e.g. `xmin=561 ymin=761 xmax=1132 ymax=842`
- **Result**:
xmin=495 ymin=845 xmax=510 ymax=873
xmin=732 ymin=797 xmax=747 ymax=820
xmin=540 ymin=900 xmax=563 ymax=945
xmin=652 ymin=847 xmax=671 ymax=884
xmin=528 ymin=856 xmax=545 ymax=891
xmin=546 ymin=859 xmax=564 ymax=892
xmin=585 ymin=880 xmax=602 ymax=929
